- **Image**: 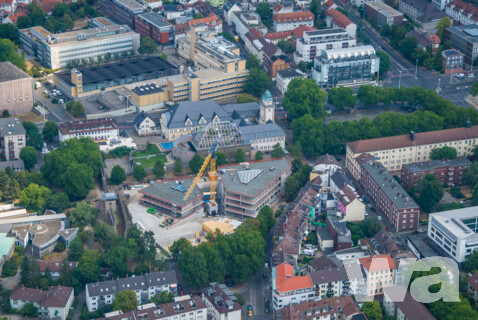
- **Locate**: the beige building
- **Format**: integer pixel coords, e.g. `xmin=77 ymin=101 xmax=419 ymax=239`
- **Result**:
xmin=177 ymin=25 xmax=247 ymax=74
xmin=336 ymin=185 xmax=365 ymax=222
xmin=384 ymin=285 xmax=437 ymax=320
xmin=346 ymin=125 xmax=478 ymax=180
xmin=0 ymin=118 xmax=26 ymax=161
xmin=359 ymin=255 xmax=396 ymax=297
xmin=0 ymin=62 xmax=34 ymax=116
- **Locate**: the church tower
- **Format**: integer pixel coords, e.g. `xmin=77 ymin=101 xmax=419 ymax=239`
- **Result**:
xmin=259 ymin=90 xmax=275 ymax=124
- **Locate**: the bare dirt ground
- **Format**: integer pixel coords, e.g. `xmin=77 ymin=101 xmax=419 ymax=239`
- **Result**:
xmin=16 ymin=112 xmax=44 ymax=123
xmin=74 ymin=17 xmax=89 ymax=29
xmin=42 ymin=251 xmax=68 ymax=261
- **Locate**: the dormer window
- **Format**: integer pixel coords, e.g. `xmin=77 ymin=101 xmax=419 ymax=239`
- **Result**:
xmin=199 ymin=116 xmax=206 ymax=125
xmin=185 ymin=117 xmax=192 ymax=126
xmin=213 ymin=115 xmax=220 ymax=122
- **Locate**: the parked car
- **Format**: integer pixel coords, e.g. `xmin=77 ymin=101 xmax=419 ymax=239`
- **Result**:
xmin=263 ymin=273 xmax=268 ymax=279
xmin=264 ymin=299 xmax=270 ymax=314
xmin=248 ymin=305 xmax=253 ymax=317
xmin=370 ymin=207 xmax=376 ymax=212
xmin=377 ymin=216 xmax=382 ymax=221
xmin=461 ymin=199 xmax=468 ymax=204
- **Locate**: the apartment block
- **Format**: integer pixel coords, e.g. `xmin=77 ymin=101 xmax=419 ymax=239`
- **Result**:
xmin=442 ymin=49 xmax=465 ymax=74
xmin=383 ymin=286 xmax=437 ymax=320
xmin=177 ymin=26 xmax=246 ymax=74
xmin=359 ymin=255 xmax=396 ymax=297
xmin=443 ymin=25 xmax=478 ymax=66
xmin=428 ymin=206 xmax=478 ymax=263
xmin=58 ymin=118 xmax=120 ymax=142
xmin=325 ymin=8 xmax=357 ymax=38
xmin=99 ymin=0 xmax=146 ymax=28
xmin=401 ymin=157 xmax=471 ymax=190
xmin=20 ymin=25 xmax=140 ymax=69
xmin=309 ymin=268 xmax=350 ymax=299
xmin=273 ymin=11 xmax=314 ymax=32
xmin=361 ymin=162 xmax=419 ymax=232
xmin=219 ymin=158 xmax=291 ymax=219
xmin=134 ymin=12 xmax=174 ymax=46
xmin=104 ymin=297 xmax=207 ymax=320
xmin=346 ymin=125 xmax=478 ymax=177
xmin=85 ymin=270 xmax=177 ymax=311
xmin=202 ymin=283 xmax=241 ymax=320
xmin=0 ymin=62 xmax=34 ymax=116
xmin=364 ymin=1 xmax=404 ymax=27
xmin=276 ymin=69 xmax=306 ymax=94
xmin=312 ymin=45 xmax=380 ymax=88
xmin=445 ymin=0 xmax=478 ymax=25
xmin=272 ymin=262 xmax=315 ymax=310
xmin=0 ymin=118 xmax=26 ymax=161
xmin=336 ymin=185 xmax=365 ymax=222
xmin=398 ymin=0 xmax=446 ymax=33
xmin=294 ymin=28 xmax=356 ymax=64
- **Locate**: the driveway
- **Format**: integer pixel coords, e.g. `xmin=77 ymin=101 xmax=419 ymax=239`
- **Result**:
xmin=0 ymin=268 xmax=21 ymax=290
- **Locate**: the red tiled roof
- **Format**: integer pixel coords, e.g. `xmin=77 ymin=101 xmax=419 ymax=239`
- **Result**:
xmin=273 ymin=11 xmax=314 ymax=23
xmin=428 ymin=34 xmax=440 ymax=44
xmin=323 ymin=0 xmax=337 ymax=11
xmin=447 ymin=0 xmax=478 ymax=22
xmin=39 ymin=260 xmax=78 ymax=273
xmin=189 ymin=12 xmax=222 ymax=27
xmin=265 ymin=30 xmax=292 ymax=40
xmin=291 ymin=25 xmax=317 ymax=38
xmin=249 ymin=27 xmax=261 ymax=39
xmin=174 ymin=22 xmax=189 ymax=34
xmin=273 ymin=4 xmax=283 ymax=12
xmin=278 ymin=296 xmax=362 ymax=320
xmin=326 ymin=8 xmax=353 ymax=28
xmin=0 ymin=0 xmax=14 ymax=5
xmin=5 ymin=11 xmax=25 ymax=23
xmin=275 ymin=262 xmax=313 ymax=293
xmin=359 ymin=254 xmax=396 ymax=272
xmin=347 ymin=125 xmax=478 ymax=154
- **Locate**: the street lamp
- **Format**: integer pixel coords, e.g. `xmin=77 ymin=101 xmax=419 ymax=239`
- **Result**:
xmin=398 ymin=70 xmax=402 ymax=88
xmin=415 ymin=59 xmax=418 ymax=79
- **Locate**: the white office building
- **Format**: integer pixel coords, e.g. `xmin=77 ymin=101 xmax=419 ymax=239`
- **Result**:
xmin=428 ymin=206 xmax=478 ymax=263
xmin=311 ymin=45 xmax=380 ymax=88
xmin=58 ymin=118 xmax=120 ymax=142
xmin=294 ymin=28 xmax=356 ymax=64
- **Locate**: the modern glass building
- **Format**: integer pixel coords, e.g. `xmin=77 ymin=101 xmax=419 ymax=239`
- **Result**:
xmin=311 ymin=45 xmax=380 ymax=88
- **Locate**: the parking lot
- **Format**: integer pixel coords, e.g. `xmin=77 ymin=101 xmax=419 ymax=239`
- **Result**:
xmin=79 ymin=90 xmax=132 ymax=116
xmin=126 ymin=189 xmax=212 ymax=251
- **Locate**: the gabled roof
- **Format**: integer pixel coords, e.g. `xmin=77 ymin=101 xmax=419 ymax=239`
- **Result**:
xmin=273 ymin=11 xmax=314 ymax=23
xmin=291 ymin=25 xmax=317 ymax=38
xmin=326 ymin=8 xmax=354 ymax=28
xmin=384 ymin=286 xmax=436 ymax=320
xmin=359 ymin=254 xmax=396 ymax=272
xmin=10 ymin=285 xmax=73 ymax=308
xmin=134 ymin=110 xmax=154 ymax=127
xmin=446 ymin=0 xmax=478 ymax=22
xmin=164 ymin=100 xmax=231 ymax=129
xmin=265 ymin=30 xmax=292 ymax=40
xmin=275 ymin=262 xmax=313 ymax=293
xmin=309 ymin=267 xmax=348 ymax=285
xmin=189 ymin=12 xmax=222 ymax=27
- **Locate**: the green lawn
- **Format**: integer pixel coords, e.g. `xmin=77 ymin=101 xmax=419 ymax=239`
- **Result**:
xmin=136 ymin=154 xmax=166 ymax=168
xmin=136 ymin=144 xmax=160 ymax=157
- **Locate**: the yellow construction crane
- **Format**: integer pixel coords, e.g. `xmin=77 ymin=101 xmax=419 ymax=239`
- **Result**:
xmin=184 ymin=136 xmax=221 ymax=213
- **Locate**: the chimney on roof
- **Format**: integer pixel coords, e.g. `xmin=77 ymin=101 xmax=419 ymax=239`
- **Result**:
xmin=466 ymin=120 xmax=471 ymax=129
xmin=410 ymin=131 xmax=415 ymax=141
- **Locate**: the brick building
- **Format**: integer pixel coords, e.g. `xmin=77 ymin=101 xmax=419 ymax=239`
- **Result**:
xmin=364 ymin=1 xmax=403 ymax=27
xmin=401 ymin=157 xmax=471 ymax=190
xmin=134 ymin=12 xmax=174 ymax=46
xmin=99 ymin=0 xmax=145 ymax=29
xmin=361 ymin=162 xmax=419 ymax=232
xmin=441 ymin=49 xmax=464 ymax=74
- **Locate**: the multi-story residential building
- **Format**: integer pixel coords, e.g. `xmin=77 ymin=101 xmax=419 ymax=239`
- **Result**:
xmin=445 ymin=0 xmax=478 ymax=25
xmin=85 ymin=270 xmax=177 ymax=312
xmin=177 ymin=26 xmax=247 ymax=75
xmin=223 ymin=0 xmax=241 ymax=25
xmin=361 ymin=162 xmax=419 ymax=232
xmin=20 ymin=25 xmax=140 ymax=69
xmin=202 ymin=283 xmax=241 ymax=320
xmin=325 ymin=8 xmax=357 ymax=38
xmin=272 ymin=262 xmax=314 ymax=310
xmin=309 ymin=267 xmax=349 ymax=299
xmin=365 ymin=1 xmax=404 ymax=27
xmin=347 ymin=125 xmax=478 ymax=177
xmin=273 ymin=11 xmax=314 ymax=32
xmin=444 ymin=25 xmax=478 ymax=66
xmin=401 ymin=157 xmax=471 ymax=190
xmin=336 ymin=185 xmax=365 ymax=222
xmin=276 ymin=69 xmax=306 ymax=94
xmin=432 ymin=0 xmax=452 ymax=10
xmin=134 ymin=12 xmax=174 ymax=47
xmin=383 ymin=286 xmax=437 ymax=320
xmin=189 ymin=12 xmax=223 ymax=33
xmin=58 ymin=118 xmax=120 ymax=142
xmin=219 ymin=158 xmax=292 ymax=219
xmin=55 ymin=56 xmax=178 ymax=99
xmin=134 ymin=111 xmax=159 ymax=136
xmin=312 ymin=45 xmax=380 ymax=88
xmin=0 ymin=118 xmax=26 ymax=161
xmin=0 ymin=62 xmax=34 ymax=116
xmin=326 ymin=212 xmax=353 ymax=249
xmin=441 ymin=48 xmax=465 ymax=74
xmin=275 ymin=296 xmax=363 ymax=320
xmin=99 ymin=0 xmax=146 ymax=28
xmin=349 ymin=0 xmax=374 ymax=7
xmin=10 ymin=286 xmax=74 ymax=320
xmin=399 ymin=0 xmax=446 ymax=33
xmin=295 ymin=28 xmax=356 ymax=64
xmin=105 ymin=296 xmax=207 ymax=320
xmin=359 ymin=255 xmax=396 ymax=297
xmin=428 ymin=206 xmax=478 ymax=263
xmin=231 ymin=11 xmax=267 ymax=41
xmin=140 ymin=177 xmax=204 ymax=217
xmin=468 ymin=273 xmax=478 ymax=305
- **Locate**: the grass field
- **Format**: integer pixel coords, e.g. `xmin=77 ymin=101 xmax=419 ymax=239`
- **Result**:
xmin=136 ymin=144 xmax=161 ymax=157
xmin=136 ymin=154 xmax=166 ymax=168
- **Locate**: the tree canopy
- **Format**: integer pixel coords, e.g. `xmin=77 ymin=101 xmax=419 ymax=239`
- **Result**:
xmin=174 ymin=158 xmax=183 ymax=175
xmin=237 ymin=93 xmax=259 ymax=104
xmin=153 ymin=159 xmax=165 ymax=178
xmin=243 ymin=68 xmax=273 ymax=98
xmin=189 ymin=154 xmax=204 ymax=174
xmin=270 ymin=143 xmax=284 ymax=158
xmin=414 ymin=174 xmax=443 ymax=212
xmin=282 ymin=78 xmax=327 ymax=119
xmin=139 ymin=36 xmax=157 ymax=55
xmin=42 ymin=121 xmax=58 ymax=142
xmin=65 ymin=101 xmax=84 ymax=117
xmin=327 ymin=86 xmax=357 ymax=109
xmin=361 ymin=301 xmax=383 ymax=320
xmin=376 ymin=51 xmax=390 ymax=76
xmin=436 ymin=17 xmax=452 ymax=40
xmin=234 ymin=149 xmax=246 ymax=163
xmin=133 ymin=165 xmax=147 ymax=182
xmin=19 ymin=183 xmax=51 ymax=213
xmin=0 ymin=39 xmax=26 ymax=70
xmin=110 ymin=165 xmax=126 ymax=185
xmin=429 ymin=146 xmax=457 ymax=160
xmin=20 ymin=146 xmax=38 ymax=170
xmin=69 ymin=201 xmax=98 ymax=228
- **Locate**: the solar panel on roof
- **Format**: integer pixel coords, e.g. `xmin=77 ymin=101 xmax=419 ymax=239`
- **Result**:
xmin=237 ymin=169 xmax=263 ymax=184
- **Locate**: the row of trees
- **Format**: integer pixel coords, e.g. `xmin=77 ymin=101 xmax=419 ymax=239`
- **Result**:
xmin=244 ymin=55 xmax=273 ymax=98
xmin=287 ymin=81 xmax=478 ymax=156
xmin=172 ymin=206 xmax=275 ymax=289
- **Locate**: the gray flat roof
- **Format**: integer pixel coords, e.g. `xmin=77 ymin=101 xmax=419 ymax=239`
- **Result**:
xmin=240 ymin=123 xmax=285 ymax=141
xmin=406 ymin=233 xmax=437 ymax=258
xmin=137 ymin=12 xmax=172 ymax=29
xmin=403 ymin=158 xmax=471 ymax=173
xmin=0 ymin=62 xmax=31 ymax=82
xmin=140 ymin=178 xmax=202 ymax=206
xmin=219 ymin=158 xmax=291 ymax=196
xmin=0 ymin=118 xmax=26 ymax=137
xmin=305 ymin=28 xmax=348 ymax=36
xmin=362 ymin=162 xmax=418 ymax=209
